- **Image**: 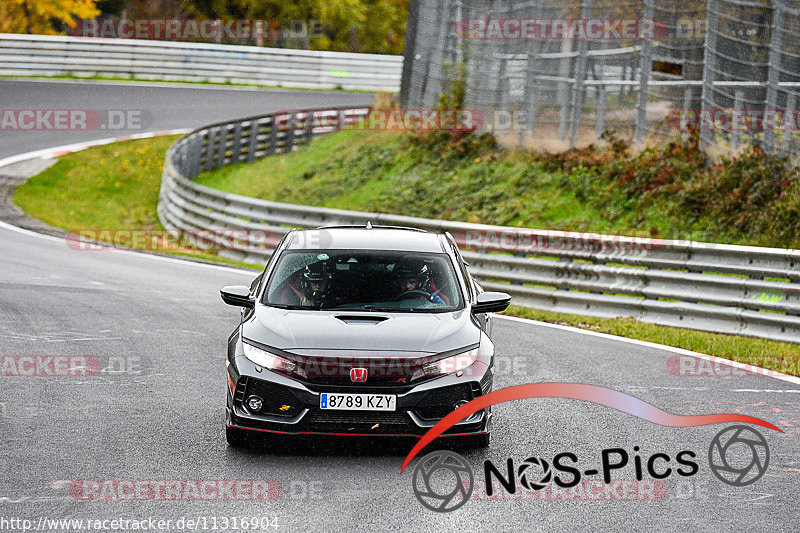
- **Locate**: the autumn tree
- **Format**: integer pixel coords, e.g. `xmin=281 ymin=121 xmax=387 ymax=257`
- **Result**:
xmin=0 ymin=0 xmax=100 ymax=34
xmin=184 ymin=0 xmax=409 ymax=54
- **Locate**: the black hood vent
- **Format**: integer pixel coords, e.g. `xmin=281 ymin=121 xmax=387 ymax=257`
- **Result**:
xmin=335 ymin=315 xmax=389 ymax=325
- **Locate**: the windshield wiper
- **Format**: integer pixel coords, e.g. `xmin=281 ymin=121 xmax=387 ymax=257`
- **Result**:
xmin=326 ymin=305 xmax=414 ymax=312
xmin=267 ymin=303 xmax=309 ymax=310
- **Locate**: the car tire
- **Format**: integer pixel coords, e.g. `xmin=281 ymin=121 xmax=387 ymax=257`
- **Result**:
xmin=226 ymin=426 xmax=251 ymax=447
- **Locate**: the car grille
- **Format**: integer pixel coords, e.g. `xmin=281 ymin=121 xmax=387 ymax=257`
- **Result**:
xmin=302 ymin=410 xmax=415 ymax=434
xmin=291 ymin=356 xmax=425 ymax=388
xmin=413 ymin=383 xmax=475 ymax=420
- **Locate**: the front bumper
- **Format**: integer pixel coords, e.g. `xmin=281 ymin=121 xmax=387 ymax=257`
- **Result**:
xmin=226 ymin=357 xmax=493 ymax=438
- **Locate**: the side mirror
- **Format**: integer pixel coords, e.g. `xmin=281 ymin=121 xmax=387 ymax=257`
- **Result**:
xmin=472 ymin=291 xmax=511 ymax=314
xmin=220 ymin=286 xmax=254 ymax=308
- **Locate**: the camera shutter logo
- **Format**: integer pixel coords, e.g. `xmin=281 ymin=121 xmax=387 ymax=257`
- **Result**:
xmin=411 ymin=451 xmax=474 ymax=512
xmin=518 ymin=456 xmax=552 ymax=490
xmin=708 ymin=425 xmax=770 ymax=487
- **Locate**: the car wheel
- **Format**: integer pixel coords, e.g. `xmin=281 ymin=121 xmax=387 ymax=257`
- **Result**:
xmin=226 ymin=426 xmax=251 ymax=447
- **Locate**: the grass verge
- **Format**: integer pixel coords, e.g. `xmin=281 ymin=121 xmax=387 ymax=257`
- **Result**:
xmin=11 ymin=132 xmax=800 ymax=376
xmin=12 ymin=136 xmax=260 ymax=271
xmin=503 ymin=305 xmax=799 ymax=377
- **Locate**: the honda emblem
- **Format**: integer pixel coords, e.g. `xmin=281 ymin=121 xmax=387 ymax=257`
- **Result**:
xmin=350 ymin=367 xmax=368 ymax=382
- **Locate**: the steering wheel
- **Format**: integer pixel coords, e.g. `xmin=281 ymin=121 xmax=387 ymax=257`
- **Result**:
xmin=394 ymin=289 xmax=433 ymax=301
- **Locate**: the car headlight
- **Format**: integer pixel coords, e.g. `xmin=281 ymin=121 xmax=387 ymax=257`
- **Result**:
xmin=242 ymin=342 xmax=305 ymax=378
xmin=420 ymin=347 xmax=479 ymax=378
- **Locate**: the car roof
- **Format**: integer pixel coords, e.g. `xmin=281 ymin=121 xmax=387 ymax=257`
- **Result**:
xmin=285 ymin=226 xmax=446 ymax=253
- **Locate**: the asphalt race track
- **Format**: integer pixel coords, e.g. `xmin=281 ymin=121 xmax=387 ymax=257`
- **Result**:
xmin=1 ymin=80 xmax=799 ymax=531
xmin=0 ymin=79 xmax=373 ymax=159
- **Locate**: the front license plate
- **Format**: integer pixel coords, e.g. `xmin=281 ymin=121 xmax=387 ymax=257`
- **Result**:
xmin=319 ymin=393 xmax=396 ymax=411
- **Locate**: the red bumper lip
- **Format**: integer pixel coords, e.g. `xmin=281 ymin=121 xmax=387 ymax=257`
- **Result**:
xmin=227 ymin=424 xmax=487 ymax=438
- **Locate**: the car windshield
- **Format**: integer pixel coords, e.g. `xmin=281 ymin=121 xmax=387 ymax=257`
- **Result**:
xmin=263 ymin=250 xmax=462 ymax=312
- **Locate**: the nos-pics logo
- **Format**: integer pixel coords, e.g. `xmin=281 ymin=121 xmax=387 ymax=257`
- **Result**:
xmin=411 ymin=425 xmax=770 ymax=513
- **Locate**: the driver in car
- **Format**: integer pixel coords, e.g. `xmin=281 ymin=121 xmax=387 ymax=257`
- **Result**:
xmin=300 ymin=261 xmax=333 ymax=307
xmin=394 ymin=259 xmax=445 ymax=304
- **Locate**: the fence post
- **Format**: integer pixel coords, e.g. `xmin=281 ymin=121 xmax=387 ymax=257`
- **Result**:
xmin=700 ymin=0 xmax=719 ymax=150
xmin=764 ymin=0 xmax=785 ymax=153
xmin=400 ymin=0 xmax=421 ymax=108
xmin=568 ymin=0 xmax=593 ymax=148
xmin=783 ymin=93 xmax=797 ymax=154
xmin=521 ymin=0 xmax=545 ymax=145
xmin=557 ymin=37 xmax=572 ymax=140
xmin=680 ymin=87 xmax=694 ymax=133
xmin=595 ymin=82 xmax=607 ymax=138
xmin=634 ymin=0 xmax=655 ymax=144
xmin=732 ymin=90 xmax=744 ymax=150
xmin=255 ymin=21 xmax=264 ymax=47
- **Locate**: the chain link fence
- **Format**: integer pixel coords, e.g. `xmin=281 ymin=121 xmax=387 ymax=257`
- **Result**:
xmin=401 ymin=0 xmax=800 ymax=156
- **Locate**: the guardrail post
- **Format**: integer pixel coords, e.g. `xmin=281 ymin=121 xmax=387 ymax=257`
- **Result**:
xmin=634 ymin=0 xmax=655 ymax=144
xmin=285 ymin=113 xmax=295 ymax=153
xmin=247 ymin=119 xmax=259 ymax=163
xmin=232 ymin=122 xmax=243 ymax=164
xmin=217 ymin=125 xmax=229 ymax=169
xmin=204 ymin=129 xmax=217 ymax=172
xmin=269 ymin=115 xmax=279 ymax=155
xmin=188 ymin=135 xmax=203 ymax=177
xmin=304 ymin=111 xmax=314 ymax=146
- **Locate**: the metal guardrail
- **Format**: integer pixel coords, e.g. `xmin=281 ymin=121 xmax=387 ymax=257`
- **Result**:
xmin=158 ymin=108 xmax=800 ymax=344
xmin=0 ymin=34 xmax=402 ymax=91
